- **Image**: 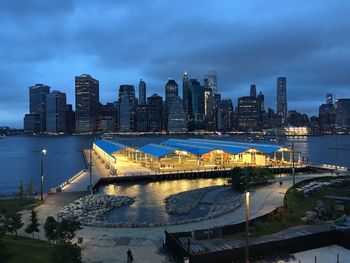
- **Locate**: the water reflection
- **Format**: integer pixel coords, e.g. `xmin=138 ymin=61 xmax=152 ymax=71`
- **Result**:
xmin=1 ymin=135 xmax=350 ymax=194
xmin=99 ymin=178 xmax=227 ymax=225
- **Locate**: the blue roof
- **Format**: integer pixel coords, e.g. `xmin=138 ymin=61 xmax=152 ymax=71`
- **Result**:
xmin=93 ymin=139 xmax=128 ymax=155
xmin=187 ymin=138 xmax=286 ymax=153
xmin=164 ymin=138 xmax=249 ymax=155
xmin=162 ymin=139 xmax=215 ymax=156
xmin=138 ymin=143 xmax=177 ymax=158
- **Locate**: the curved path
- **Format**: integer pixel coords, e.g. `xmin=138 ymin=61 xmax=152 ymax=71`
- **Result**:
xmin=19 ymin=172 xmax=337 ymax=263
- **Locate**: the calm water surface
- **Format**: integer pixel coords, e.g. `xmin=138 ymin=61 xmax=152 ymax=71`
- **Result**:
xmin=101 ymin=178 xmax=226 ymax=224
xmin=0 ymin=135 xmax=349 ymax=195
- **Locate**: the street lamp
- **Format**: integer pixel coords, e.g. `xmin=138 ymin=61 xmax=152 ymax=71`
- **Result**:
xmin=245 ymin=191 xmax=250 ymax=263
xmin=291 ymin=142 xmax=295 ymax=186
xmin=89 ymin=144 xmax=93 ymax=195
xmin=40 ymin=149 xmax=47 ymax=201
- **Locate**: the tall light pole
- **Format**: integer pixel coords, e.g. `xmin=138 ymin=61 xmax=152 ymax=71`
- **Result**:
xmin=292 ymin=142 xmax=295 ymax=186
xmin=89 ymin=143 xmax=93 ymax=195
xmin=245 ymin=191 xmax=250 ymax=263
xmin=40 ymin=149 xmax=47 ymax=201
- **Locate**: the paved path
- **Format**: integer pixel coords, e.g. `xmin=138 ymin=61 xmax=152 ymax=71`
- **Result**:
xmin=19 ymin=172 xmax=337 ymax=263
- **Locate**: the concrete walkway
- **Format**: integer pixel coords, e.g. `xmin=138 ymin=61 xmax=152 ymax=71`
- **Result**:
xmin=19 ymin=173 xmax=336 ymax=263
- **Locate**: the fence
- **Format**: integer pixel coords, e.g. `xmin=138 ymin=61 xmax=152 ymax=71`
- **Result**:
xmin=166 ymin=229 xmax=350 ymax=263
xmin=165 ymin=175 xmax=350 ymax=262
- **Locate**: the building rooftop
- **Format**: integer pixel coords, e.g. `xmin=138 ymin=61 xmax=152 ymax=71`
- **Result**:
xmin=93 ymin=139 xmax=128 ymax=155
xmin=138 ymin=143 xmax=177 ymax=158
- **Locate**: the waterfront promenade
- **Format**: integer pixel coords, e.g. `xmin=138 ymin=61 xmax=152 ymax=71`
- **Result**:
xmin=19 ymin=172 xmax=338 ymax=262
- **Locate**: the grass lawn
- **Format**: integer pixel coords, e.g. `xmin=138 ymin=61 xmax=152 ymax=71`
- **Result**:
xmin=0 ymin=235 xmax=55 ymax=263
xmin=0 ymin=198 xmax=40 ymax=213
xmin=227 ymin=178 xmax=350 ymax=240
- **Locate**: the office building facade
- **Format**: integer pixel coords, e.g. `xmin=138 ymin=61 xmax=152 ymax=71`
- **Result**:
xmin=46 ymin=91 xmax=67 ymax=133
xmin=118 ymin=85 xmax=136 ymax=132
xmin=147 ymin=94 xmax=163 ymax=132
xmin=277 ymin=77 xmax=287 ymax=126
xmin=237 ymin=96 xmax=259 ymax=131
xmin=75 ymin=74 xmax=100 ymax=133
xmin=168 ymin=96 xmax=187 ymax=133
xmin=29 ymin=84 xmax=50 ymax=132
xmin=139 ymin=79 xmax=146 ymax=105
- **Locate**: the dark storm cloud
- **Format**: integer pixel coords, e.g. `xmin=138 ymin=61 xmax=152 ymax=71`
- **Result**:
xmin=0 ymin=0 xmax=349 ymax=127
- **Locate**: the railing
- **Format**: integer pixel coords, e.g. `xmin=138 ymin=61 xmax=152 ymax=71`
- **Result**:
xmin=55 ymin=169 xmax=86 ymax=192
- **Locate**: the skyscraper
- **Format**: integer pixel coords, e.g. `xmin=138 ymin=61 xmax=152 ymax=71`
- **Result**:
xmin=164 ymin=79 xmax=179 ymax=130
xmin=257 ymin=91 xmax=265 ymax=128
xmin=75 ymin=74 xmax=100 ymax=133
xmin=182 ymin=72 xmax=192 ymax=126
xmin=29 ymin=84 xmax=50 ymax=132
xmin=319 ymin=94 xmax=335 ymax=129
xmin=139 ymin=79 xmax=146 ymax=105
xmin=206 ymin=71 xmax=218 ymax=94
xmin=277 ymin=77 xmax=287 ymax=126
xmin=326 ymin=93 xmax=333 ymax=105
xmin=250 ymin=85 xmax=257 ymax=98
xmin=190 ymin=79 xmax=205 ymax=130
xmin=136 ymin=105 xmax=148 ymax=132
xmin=218 ymin=98 xmax=234 ymax=132
xmin=66 ymin=104 xmax=75 ymax=134
xmin=147 ymin=94 xmax=163 ymax=132
xmin=118 ymin=85 xmax=136 ymax=132
xmin=168 ymin=96 xmax=187 ymax=133
xmin=46 ymin=91 xmax=67 ymax=133
xmin=23 ymin=113 xmax=40 ymax=133
xmin=237 ymin=96 xmax=259 ymax=131
xmin=335 ymin=99 xmax=350 ymax=128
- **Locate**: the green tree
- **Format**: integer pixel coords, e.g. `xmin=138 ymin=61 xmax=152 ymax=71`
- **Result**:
xmin=44 ymin=217 xmax=81 ymax=244
xmin=54 ymin=219 xmax=81 ymax=244
xmin=7 ymin=212 xmax=23 ymax=237
xmin=0 ymin=214 xmax=6 ymax=238
xmin=17 ymin=179 xmax=26 ymax=200
xmin=230 ymin=167 xmax=274 ymax=192
xmin=25 ymin=209 xmax=39 ymax=237
xmin=44 ymin=217 xmax=82 ymax=263
xmin=44 ymin=216 xmax=58 ymax=241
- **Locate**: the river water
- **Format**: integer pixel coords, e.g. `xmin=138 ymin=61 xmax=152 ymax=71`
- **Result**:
xmin=1 ymin=134 xmax=349 ymax=224
xmin=0 ymin=135 xmax=349 ymax=196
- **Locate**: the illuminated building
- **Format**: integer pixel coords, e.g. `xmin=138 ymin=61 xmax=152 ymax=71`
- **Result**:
xmin=277 ymin=77 xmax=287 ymax=126
xmin=75 ymin=74 xmax=100 ymax=133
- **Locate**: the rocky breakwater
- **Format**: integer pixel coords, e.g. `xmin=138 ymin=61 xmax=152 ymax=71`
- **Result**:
xmin=207 ymin=188 xmax=243 ymax=218
xmin=165 ymin=186 xmax=220 ymax=215
xmin=57 ymin=195 xmax=134 ymax=226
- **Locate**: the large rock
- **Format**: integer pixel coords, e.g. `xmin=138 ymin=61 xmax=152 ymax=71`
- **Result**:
xmin=57 ymin=195 xmax=134 ymax=226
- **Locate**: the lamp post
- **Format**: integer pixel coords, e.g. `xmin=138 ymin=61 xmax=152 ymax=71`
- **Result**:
xmin=40 ymin=149 xmax=47 ymax=201
xmin=245 ymin=191 xmax=250 ymax=263
xmin=291 ymin=142 xmax=295 ymax=186
xmin=89 ymin=144 xmax=93 ymax=195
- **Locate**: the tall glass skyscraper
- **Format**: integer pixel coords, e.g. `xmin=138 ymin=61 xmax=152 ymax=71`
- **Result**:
xmin=182 ymin=72 xmax=191 ymax=121
xmin=277 ymin=77 xmax=287 ymax=126
xmin=218 ymin=98 xmax=234 ymax=131
xmin=168 ymin=96 xmax=187 ymax=133
xmin=139 ymin=79 xmax=146 ymax=105
xmin=190 ymin=79 xmax=205 ymax=130
xmin=147 ymin=94 xmax=163 ymax=132
xmin=29 ymin=84 xmax=50 ymax=132
xmin=118 ymin=85 xmax=136 ymax=132
xmin=206 ymin=71 xmax=218 ymax=95
xmin=75 ymin=74 xmax=99 ymax=133
xmin=46 ymin=91 xmax=67 ymax=133
xmin=250 ymin=84 xmax=257 ymax=97
xmin=164 ymin=79 xmax=179 ymax=130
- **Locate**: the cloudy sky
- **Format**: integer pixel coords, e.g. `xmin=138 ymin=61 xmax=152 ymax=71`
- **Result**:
xmin=1 ymin=0 xmax=349 ymax=128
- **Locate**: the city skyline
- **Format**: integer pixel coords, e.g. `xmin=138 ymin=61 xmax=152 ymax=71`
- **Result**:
xmin=1 ymin=1 xmax=350 ymax=127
